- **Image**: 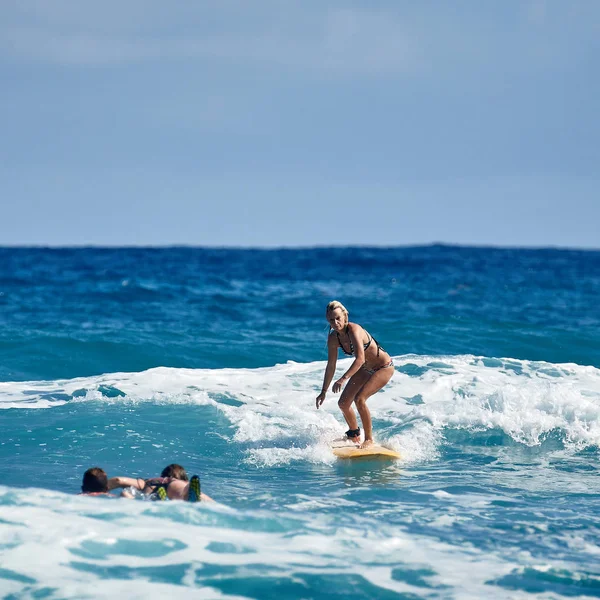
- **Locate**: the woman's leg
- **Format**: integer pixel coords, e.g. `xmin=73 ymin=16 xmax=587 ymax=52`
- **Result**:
xmin=354 ymin=366 xmax=394 ymax=447
xmin=338 ymin=369 xmax=371 ymax=436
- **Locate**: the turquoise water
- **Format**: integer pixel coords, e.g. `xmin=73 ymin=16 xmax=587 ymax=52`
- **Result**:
xmin=1 ymin=246 xmax=599 ymax=599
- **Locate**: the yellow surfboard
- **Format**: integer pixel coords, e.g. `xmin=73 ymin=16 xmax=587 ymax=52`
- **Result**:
xmin=331 ymin=443 xmax=401 ymax=460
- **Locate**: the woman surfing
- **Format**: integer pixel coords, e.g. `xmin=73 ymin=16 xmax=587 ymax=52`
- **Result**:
xmin=316 ymin=300 xmax=394 ymax=448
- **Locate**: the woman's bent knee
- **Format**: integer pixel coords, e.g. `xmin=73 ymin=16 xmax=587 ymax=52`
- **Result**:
xmin=338 ymin=397 xmax=352 ymax=410
xmin=354 ymin=396 xmax=368 ymax=409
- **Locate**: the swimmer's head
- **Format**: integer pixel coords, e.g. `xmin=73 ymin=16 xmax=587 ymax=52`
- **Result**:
xmin=326 ymin=300 xmax=349 ymax=331
xmin=82 ymin=467 xmax=108 ymax=494
xmin=161 ymin=464 xmax=188 ymax=481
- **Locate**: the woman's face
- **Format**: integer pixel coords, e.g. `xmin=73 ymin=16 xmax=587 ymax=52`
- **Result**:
xmin=327 ymin=308 xmax=347 ymax=332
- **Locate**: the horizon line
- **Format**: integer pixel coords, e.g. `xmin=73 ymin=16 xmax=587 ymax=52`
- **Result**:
xmin=1 ymin=242 xmax=599 ymax=252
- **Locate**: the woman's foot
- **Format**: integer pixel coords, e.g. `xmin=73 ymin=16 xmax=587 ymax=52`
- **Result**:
xmin=360 ymin=438 xmax=374 ymax=449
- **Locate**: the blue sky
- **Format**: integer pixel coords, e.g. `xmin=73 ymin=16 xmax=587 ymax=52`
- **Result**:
xmin=1 ymin=1 xmax=598 ymax=247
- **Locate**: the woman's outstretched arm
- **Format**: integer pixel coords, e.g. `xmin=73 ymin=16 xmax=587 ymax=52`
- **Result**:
xmin=316 ymin=334 xmax=338 ymax=408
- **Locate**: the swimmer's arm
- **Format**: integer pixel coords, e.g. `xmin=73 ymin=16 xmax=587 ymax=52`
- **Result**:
xmin=107 ymin=476 xmax=145 ymax=491
xmin=201 ymin=492 xmax=214 ymax=502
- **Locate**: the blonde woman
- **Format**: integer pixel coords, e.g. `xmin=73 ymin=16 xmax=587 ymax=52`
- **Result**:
xmin=316 ymin=301 xmax=394 ymax=448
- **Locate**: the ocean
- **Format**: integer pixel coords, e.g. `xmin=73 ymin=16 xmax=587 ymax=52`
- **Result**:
xmin=1 ymin=246 xmax=599 ymax=599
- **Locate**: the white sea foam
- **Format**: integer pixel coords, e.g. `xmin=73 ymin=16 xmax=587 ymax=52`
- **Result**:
xmin=1 ymin=355 xmax=600 ymax=466
xmin=0 ymin=484 xmax=566 ymax=599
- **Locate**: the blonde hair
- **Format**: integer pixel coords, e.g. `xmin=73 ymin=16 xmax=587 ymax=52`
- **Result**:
xmin=326 ymin=300 xmax=349 ymax=320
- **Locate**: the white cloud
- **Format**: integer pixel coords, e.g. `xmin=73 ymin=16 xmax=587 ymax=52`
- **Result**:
xmin=0 ymin=3 xmax=421 ymax=74
xmin=1 ymin=1 xmax=598 ymax=76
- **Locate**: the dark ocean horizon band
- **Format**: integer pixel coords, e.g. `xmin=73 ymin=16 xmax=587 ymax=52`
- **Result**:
xmin=1 ymin=245 xmax=599 ymax=383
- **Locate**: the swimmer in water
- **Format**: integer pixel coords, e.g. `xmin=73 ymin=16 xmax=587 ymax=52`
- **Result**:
xmin=108 ymin=463 xmax=213 ymax=502
xmin=80 ymin=467 xmax=111 ymax=496
xmin=316 ymin=300 xmax=394 ymax=448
